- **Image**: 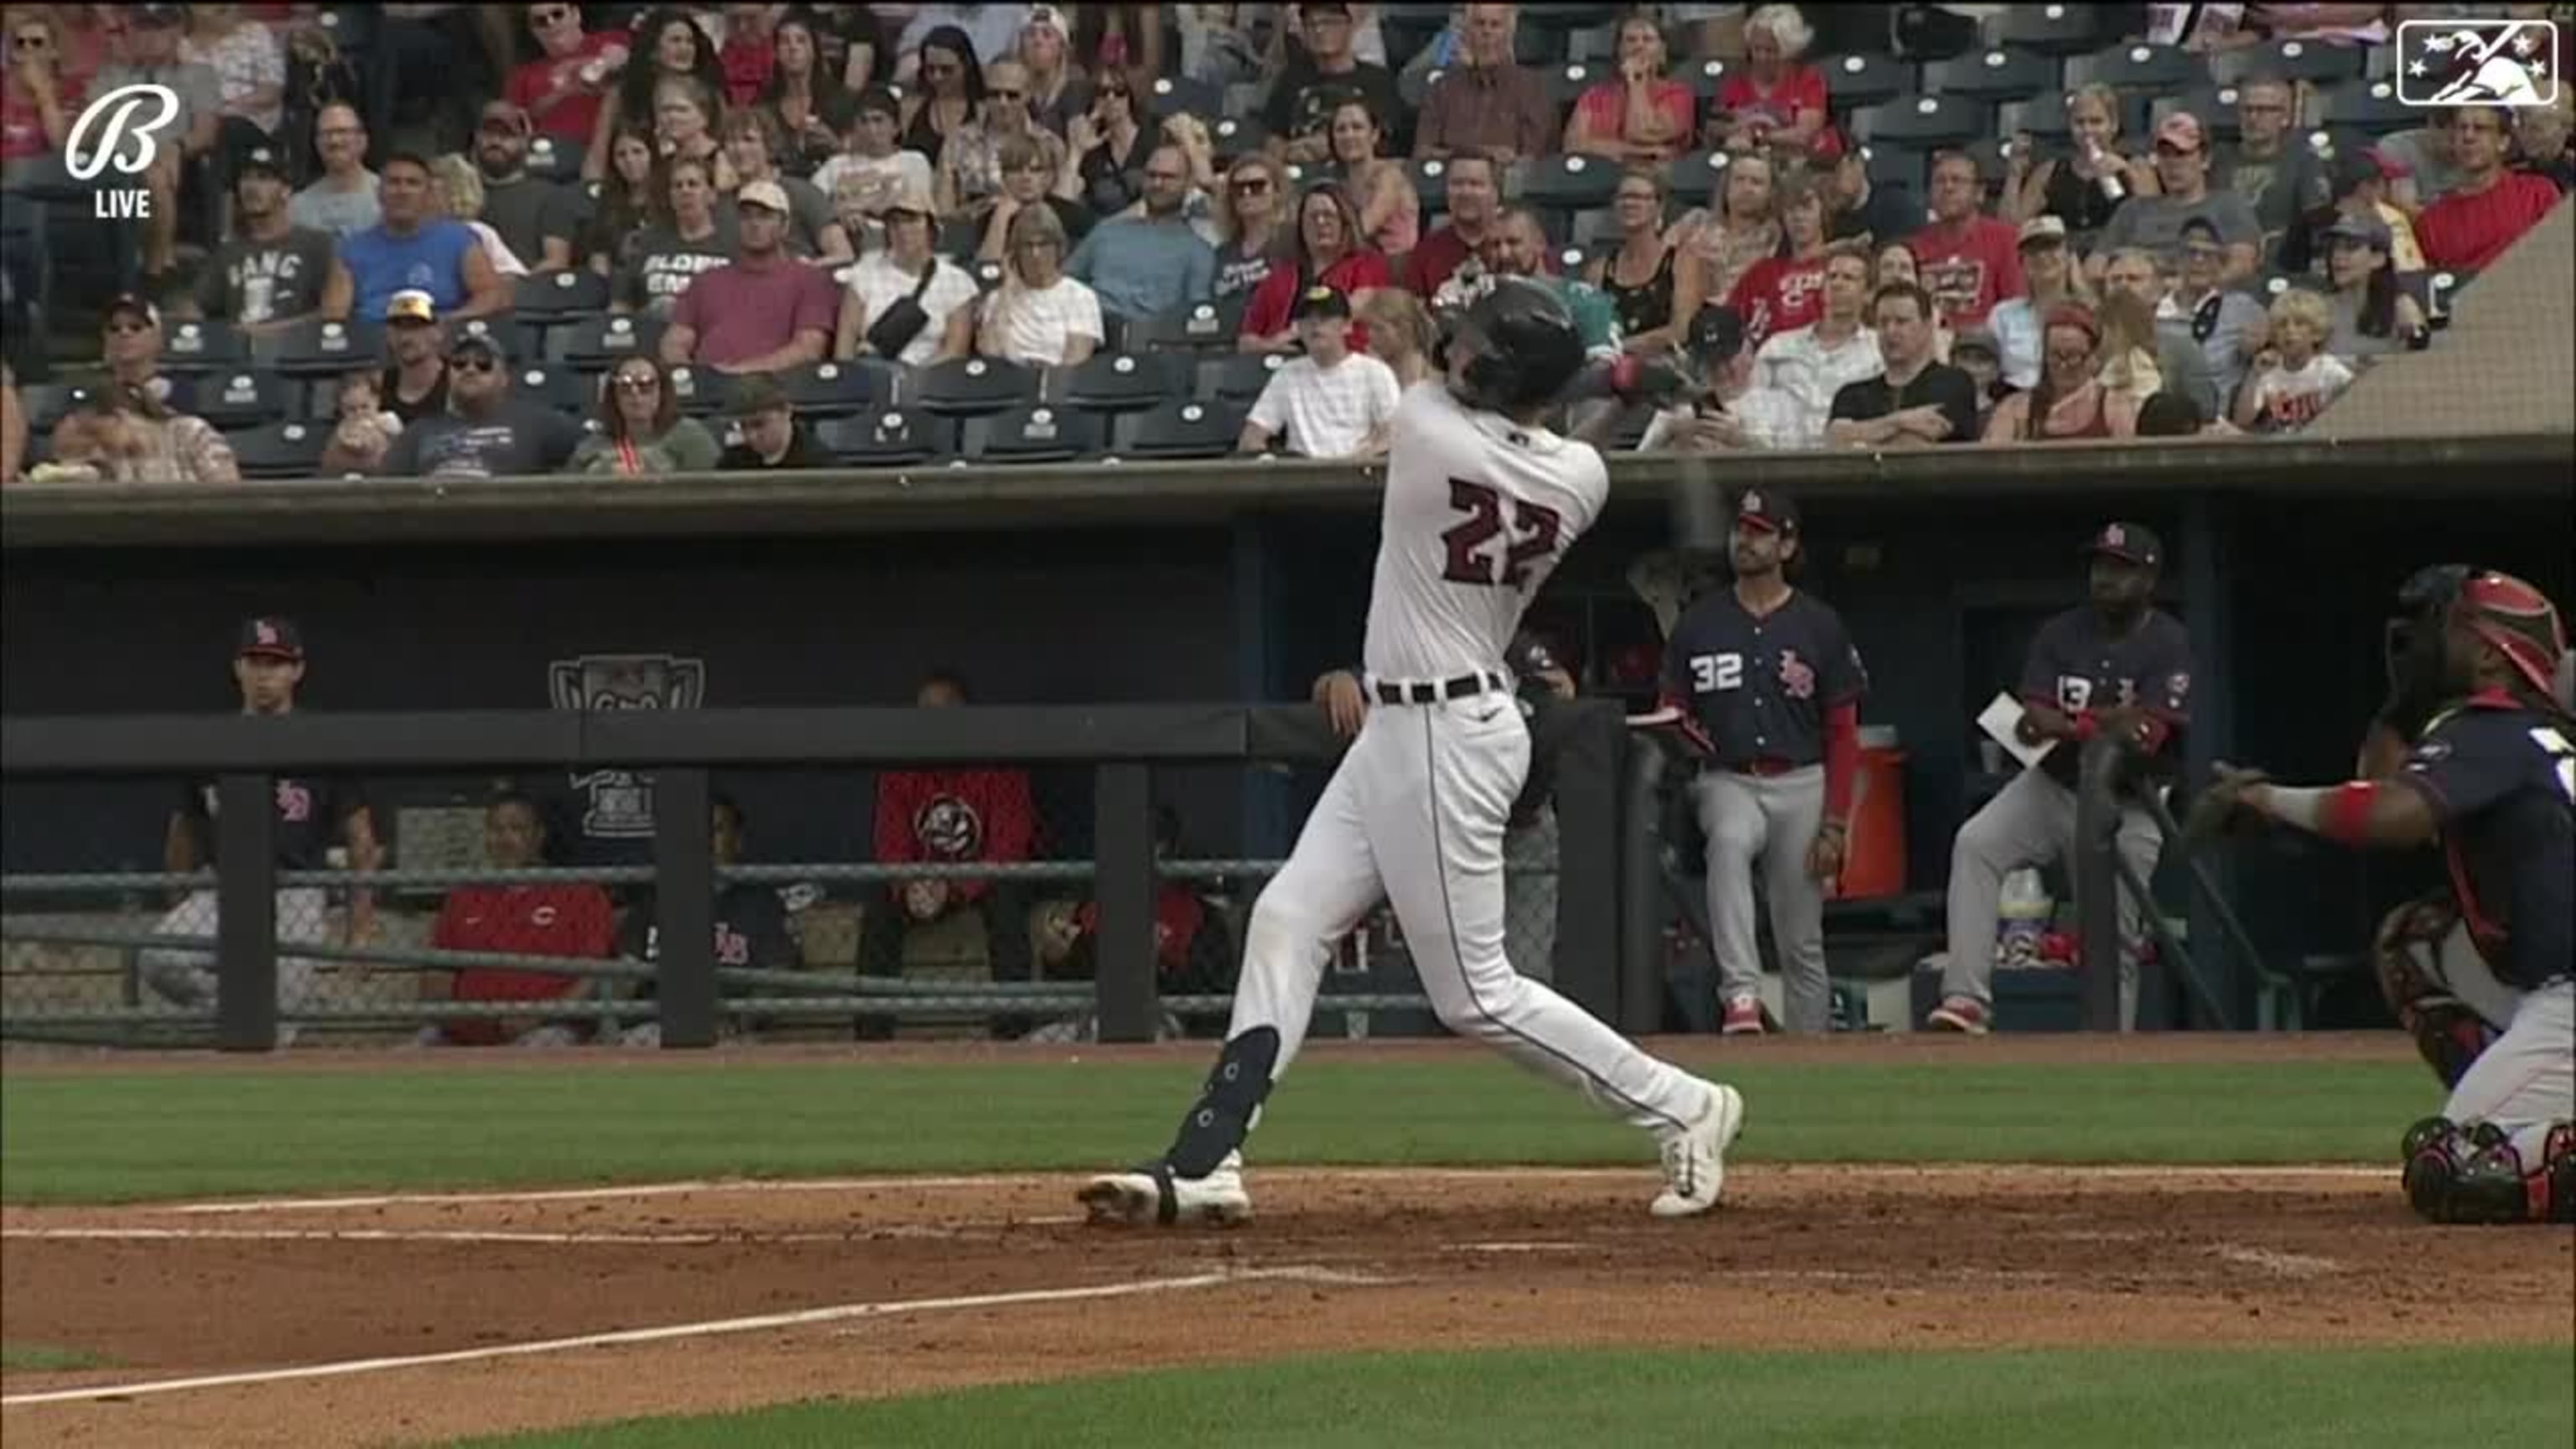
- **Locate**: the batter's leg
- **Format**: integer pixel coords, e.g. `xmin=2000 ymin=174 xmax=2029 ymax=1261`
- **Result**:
xmin=1078 ymin=749 xmax=1385 ymax=1226
xmin=1936 ymin=770 xmax=2068 ymax=1023
xmin=1694 ymin=771 xmax=1771 ymax=1015
xmin=2106 ymin=807 xmax=2166 ymax=1031
xmin=1759 ymin=768 xmax=1832 ymax=1035
xmin=1374 ymin=701 xmax=1737 ymax=1217
xmin=2407 ymin=981 xmax=2576 ymax=1223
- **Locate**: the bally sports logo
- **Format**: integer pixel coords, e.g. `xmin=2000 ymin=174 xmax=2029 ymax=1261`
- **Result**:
xmin=64 ymin=82 xmax=179 ymax=219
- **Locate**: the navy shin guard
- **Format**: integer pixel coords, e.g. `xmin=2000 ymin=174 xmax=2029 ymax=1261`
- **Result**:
xmin=1164 ymin=1027 xmax=1280 ymax=1178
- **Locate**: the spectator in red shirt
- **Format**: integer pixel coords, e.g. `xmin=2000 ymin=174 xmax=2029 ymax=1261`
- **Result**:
xmin=860 ymin=673 xmax=1041 ymax=1036
xmin=660 ymin=179 xmax=841 ymax=373
xmin=1401 ymin=149 xmax=1504 ymax=301
xmin=1711 ymin=3 xmax=1829 ymax=156
xmin=2 ymin=12 xmax=82 ymax=181
xmin=422 ymin=792 xmax=617 ymax=1047
xmin=2417 ymin=105 xmax=2564 ymax=272
xmin=1035 ymin=806 xmax=1235 ymax=999
xmin=1562 ymin=13 xmax=1695 ymax=165
xmin=716 ymin=2 xmax=776 ymax=110
xmin=1909 ymin=149 xmax=2026 ymax=330
xmin=1241 ymin=181 xmax=1392 ymax=353
xmin=509 ymin=2 xmax=628 ymax=147
xmin=1727 ymin=168 xmax=1831 ymax=352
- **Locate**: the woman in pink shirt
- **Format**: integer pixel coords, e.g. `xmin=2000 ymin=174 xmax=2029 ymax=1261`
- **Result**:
xmin=1327 ymin=99 xmax=1417 ymax=262
xmin=1 ymin=13 xmax=80 ymax=176
xmin=1562 ymin=13 xmax=1695 ymax=165
xmin=1239 ymin=183 xmax=1391 ymax=354
xmin=1711 ymin=4 xmax=1828 ymax=155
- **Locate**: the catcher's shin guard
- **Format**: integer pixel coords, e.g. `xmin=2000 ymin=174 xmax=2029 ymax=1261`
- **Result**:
xmin=2373 ymin=896 xmax=2498 ymax=1089
xmin=2405 ymin=1120 xmax=2576 ymax=1225
xmin=1162 ymin=1027 xmax=1280 ymax=1178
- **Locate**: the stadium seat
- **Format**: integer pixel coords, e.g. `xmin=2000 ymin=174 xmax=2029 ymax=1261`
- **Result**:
xmin=1408 ymin=157 xmax=1453 ymax=214
xmin=524 ymin=135 xmax=584 ymax=184
xmin=158 ymin=319 xmax=248 ymax=377
xmin=2422 ymin=268 xmax=2473 ymax=328
xmin=1568 ymin=206 xmax=1622 ymax=250
xmin=266 ymin=317 xmax=386 ymax=377
xmin=1149 ymin=75 xmax=1225 ymax=122
xmin=22 ymin=381 xmax=78 ymax=431
xmin=912 ymin=356 xmax=1041 ymax=416
xmin=1522 ymin=3 xmax=1618 ymax=29
xmin=2320 ymin=77 xmax=2418 ymax=138
xmin=1209 ymin=116 xmax=1272 ymax=162
xmin=1922 ymin=49 xmax=2059 ymax=103
xmin=1995 ymin=3 xmax=2106 ymax=55
xmin=190 ymin=370 xmax=289 ymax=430
xmin=1960 ymin=137 xmax=2012 ymax=188
xmin=663 ymin=364 xmax=727 ymax=415
xmin=962 ymin=404 xmax=1104 ymax=463
xmin=557 ymin=313 xmax=664 ymax=369
xmin=514 ymin=268 xmax=610 ymax=320
xmin=970 ymin=258 xmax=1007 ymax=293
xmin=1521 ymin=151 xmax=1622 ymax=212
xmin=2153 ymin=87 xmax=2244 ymax=143
xmin=937 ymin=216 xmax=981 ymax=260
xmin=1114 ymin=400 xmax=1249 ymax=460
xmin=1852 ymin=95 xmax=1991 ymax=149
xmin=1665 ymin=149 xmax=1733 ymax=203
xmin=1862 ymin=143 xmax=1925 ymax=197
xmin=1680 ymin=57 xmax=1732 ymax=103
xmin=2210 ymin=37 xmax=2371 ymax=86
xmin=1056 ymin=352 xmax=1187 ymax=414
xmin=1999 ymin=91 xmax=2075 ymax=143
xmin=1198 ymin=351 xmax=1289 ymax=404
xmin=1543 ymin=62 xmax=1599 ymax=113
xmin=1130 ymin=297 xmax=1246 ymax=352
xmin=449 ymin=315 xmax=529 ymax=361
xmin=1816 ymin=53 xmax=1909 ymax=110
xmin=510 ymin=363 xmax=592 ymax=415
xmin=225 ymin=419 xmax=330 ymax=480
xmin=818 ymin=409 xmax=954 ymax=466
xmin=1566 ymin=26 xmax=1618 ymax=65
xmin=2070 ymin=43 xmax=2203 ymax=96
xmin=773 ymin=359 xmax=888 ymax=418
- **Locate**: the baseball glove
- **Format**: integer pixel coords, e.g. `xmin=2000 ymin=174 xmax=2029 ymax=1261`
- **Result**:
xmin=2181 ymin=762 xmax=2272 ymax=844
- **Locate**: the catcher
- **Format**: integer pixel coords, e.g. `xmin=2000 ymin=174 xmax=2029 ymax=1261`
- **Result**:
xmin=2191 ymin=569 xmax=2573 ymax=1224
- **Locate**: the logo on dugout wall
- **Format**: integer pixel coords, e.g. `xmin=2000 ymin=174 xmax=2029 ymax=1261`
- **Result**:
xmin=548 ymin=653 xmax=709 ymax=839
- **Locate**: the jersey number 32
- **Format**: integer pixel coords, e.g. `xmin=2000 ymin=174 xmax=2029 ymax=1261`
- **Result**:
xmin=1441 ymin=480 xmax=1562 ymax=590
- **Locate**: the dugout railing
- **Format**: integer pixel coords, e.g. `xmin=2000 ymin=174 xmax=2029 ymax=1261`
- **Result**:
xmin=0 ymin=702 xmax=1634 ymax=1052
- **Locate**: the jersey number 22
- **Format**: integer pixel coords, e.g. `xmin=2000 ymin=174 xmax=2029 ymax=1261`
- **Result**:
xmin=1441 ymin=480 xmax=1562 ymax=590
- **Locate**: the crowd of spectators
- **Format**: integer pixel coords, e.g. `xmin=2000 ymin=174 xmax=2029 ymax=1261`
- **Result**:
xmin=2 ymin=3 xmax=2570 ymax=484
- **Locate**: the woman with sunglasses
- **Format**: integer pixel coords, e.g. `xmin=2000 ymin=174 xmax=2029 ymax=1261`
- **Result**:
xmin=1981 ymin=303 xmax=2136 ymax=442
xmin=569 ymin=357 xmax=721 ymax=476
xmin=1 ymin=13 xmax=80 ymax=186
xmin=586 ymin=6 xmax=724 ymax=182
xmin=1068 ymin=63 xmax=1152 ymax=217
xmin=1211 ymin=155 xmax=1287 ymax=301
xmin=898 ymin=25 xmax=983 ymax=171
xmin=1239 ymin=183 xmax=1389 ymax=354
xmin=509 ymin=3 xmax=630 ymax=148
xmin=1587 ymin=167 xmax=1701 ymax=356
xmin=756 ymin=10 xmax=856 ymax=179
xmin=978 ymin=203 xmax=1104 ymax=369
xmin=936 ymin=55 xmax=1070 ymax=219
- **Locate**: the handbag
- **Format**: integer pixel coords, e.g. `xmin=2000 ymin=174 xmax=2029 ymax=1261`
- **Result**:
xmin=864 ymin=257 xmax=942 ymax=360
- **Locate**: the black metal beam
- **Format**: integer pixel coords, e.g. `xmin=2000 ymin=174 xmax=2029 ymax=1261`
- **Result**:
xmin=652 ymin=769 xmax=716 ymax=1049
xmin=213 ymin=772 xmax=277 ymax=1052
xmin=1091 ymin=765 xmax=1157 ymax=1043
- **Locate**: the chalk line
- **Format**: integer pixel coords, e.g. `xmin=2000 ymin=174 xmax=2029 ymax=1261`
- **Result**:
xmin=4 ymin=1219 xmax=1088 ymax=1248
xmin=0 ymin=1265 xmax=1381 ymax=1408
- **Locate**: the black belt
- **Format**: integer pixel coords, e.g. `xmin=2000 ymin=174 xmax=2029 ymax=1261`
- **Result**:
xmin=1372 ymin=672 xmax=1508 ymax=705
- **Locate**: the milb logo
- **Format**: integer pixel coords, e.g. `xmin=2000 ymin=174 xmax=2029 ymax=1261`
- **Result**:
xmin=2396 ymin=19 xmax=2560 ymax=107
xmin=63 ymin=83 xmax=180 ymax=219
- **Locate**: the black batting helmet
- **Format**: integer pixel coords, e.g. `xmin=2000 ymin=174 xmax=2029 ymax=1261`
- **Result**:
xmin=1447 ymin=277 xmax=1587 ymax=414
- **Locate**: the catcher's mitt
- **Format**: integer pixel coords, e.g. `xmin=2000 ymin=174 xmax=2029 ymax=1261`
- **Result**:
xmin=2181 ymin=762 xmax=2272 ymax=844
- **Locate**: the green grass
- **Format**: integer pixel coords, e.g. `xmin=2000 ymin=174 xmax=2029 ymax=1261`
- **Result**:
xmin=454 ymin=1347 xmax=2576 ymax=1448
xmin=0 ymin=1057 xmax=2440 ymax=1204
xmin=0 ymin=1343 xmax=113 ymax=1372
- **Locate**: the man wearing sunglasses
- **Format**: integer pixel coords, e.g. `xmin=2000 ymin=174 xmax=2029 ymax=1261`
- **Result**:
xmin=1264 ymin=2 xmax=1405 ymax=166
xmin=381 ymin=330 xmax=580 ymax=479
xmin=2087 ymin=112 xmax=2259 ymax=287
xmin=1066 ymin=143 xmax=1216 ymax=327
xmin=507 ymin=2 xmax=630 ymax=146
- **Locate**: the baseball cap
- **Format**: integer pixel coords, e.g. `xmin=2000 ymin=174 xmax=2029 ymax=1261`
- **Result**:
xmin=131 ymin=3 xmax=185 ymax=27
xmin=2154 ymin=112 xmax=2206 ymax=152
xmin=2323 ymin=210 xmax=2393 ymax=252
xmin=1951 ymin=325 xmax=2001 ymax=361
xmin=102 ymin=293 xmax=161 ymax=330
xmin=1687 ymin=304 xmax=1746 ymax=364
xmin=1292 ymin=283 xmax=1352 ymax=321
xmin=385 ymin=288 xmax=439 ymax=325
xmin=2329 ymin=146 xmax=2405 ymax=198
xmin=2016 ymin=214 xmax=2068 ymax=248
xmin=235 ymin=146 xmax=288 ymax=183
xmin=737 ymin=179 xmax=792 ymax=216
xmin=854 ymin=86 xmax=902 ymax=122
xmin=478 ymin=99 xmax=531 ymax=133
xmin=1735 ymin=487 xmax=1800 ymax=536
xmin=237 ymin=616 xmax=305 ymax=662
xmin=447 ymin=327 xmax=510 ymax=364
xmin=2085 ymin=521 xmax=2163 ymax=569
xmin=882 ymin=179 xmax=936 ymax=220
xmin=725 ymin=372 xmax=791 ymax=417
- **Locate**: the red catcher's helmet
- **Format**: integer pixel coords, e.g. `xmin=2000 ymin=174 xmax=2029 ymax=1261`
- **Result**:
xmin=2454 ymin=572 xmax=2568 ymax=703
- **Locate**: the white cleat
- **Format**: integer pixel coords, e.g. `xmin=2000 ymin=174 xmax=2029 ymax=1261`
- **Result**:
xmin=1077 ymin=1151 xmax=1252 ymax=1227
xmin=1650 ymin=1083 xmax=1746 ymax=1219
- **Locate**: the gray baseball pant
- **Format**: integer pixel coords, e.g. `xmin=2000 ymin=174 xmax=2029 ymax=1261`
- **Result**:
xmin=137 ymin=886 xmax=330 ymax=1019
xmin=1503 ymin=803 xmax=1560 ymax=984
xmin=1695 ymin=766 xmax=1832 ymax=1033
xmin=1941 ymin=768 xmax=2162 ymax=1028
xmin=2411 ymin=921 xmax=2575 ymax=1167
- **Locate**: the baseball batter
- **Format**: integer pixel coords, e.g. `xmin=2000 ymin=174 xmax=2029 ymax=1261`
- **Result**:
xmin=1080 ymin=280 xmax=1744 ymax=1226
xmin=2194 ymin=570 xmax=2572 ymax=1224
xmin=1931 ymin=523 xmax=2192 ymax=1033
xmin=1654 ymin=488 xmax=1867 ymax=1035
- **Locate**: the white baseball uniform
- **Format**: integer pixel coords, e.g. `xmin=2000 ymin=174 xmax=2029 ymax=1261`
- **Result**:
xmin=1226 ymin=382 xmax=1714 ymax=1139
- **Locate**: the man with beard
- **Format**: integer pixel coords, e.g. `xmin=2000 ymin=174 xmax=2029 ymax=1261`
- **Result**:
xmin=1928 ymin=523 xmax=2191 ymax=1034
xmin=472 ymin=101 xmax=579 ymax=272
xmin=191 ymin=146 xmax=351 ymax=334
xmin=1067 ymin=144 xmax=1216 ymax=328
xmin=382 ymin=329 xmax=581 ymax=478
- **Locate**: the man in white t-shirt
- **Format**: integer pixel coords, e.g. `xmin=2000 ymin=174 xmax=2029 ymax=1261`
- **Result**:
xmin=813 ymin=87 xmax=935 ymax=243
xmin=1239 ymin=286 xmax=1401 ymax=460
xmin=1750 ymin=244 xmax=1882 ymax=450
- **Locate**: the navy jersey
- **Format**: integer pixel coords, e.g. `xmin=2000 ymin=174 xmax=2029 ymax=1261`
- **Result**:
xmin=1664 ymin=589 xmax=1867 ymax=767
xmin=619 ymin=883 xmax=798 ymax=999
xmin=2399 ymin=699 xmax=2576 ymax=991
xmin=177 ymin=775 xmax=365 ymax=870
xmin=2019 ymin=607 xmax=2193 ymax=789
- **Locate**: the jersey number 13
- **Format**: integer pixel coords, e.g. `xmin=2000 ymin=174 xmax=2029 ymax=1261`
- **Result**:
xmin=1441 ymin=480 xmax=1562 ymax=590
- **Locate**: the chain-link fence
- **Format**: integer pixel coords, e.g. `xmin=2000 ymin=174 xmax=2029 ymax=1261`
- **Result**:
xmin=1 ymin=762 xmax=1570 ymax=1050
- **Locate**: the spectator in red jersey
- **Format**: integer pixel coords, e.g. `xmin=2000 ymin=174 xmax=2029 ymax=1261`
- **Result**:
xmin=1587 ymin=167 xmax=1701 ymax=356
xmin=1562 ymin=12 xmax=1696 ymax=166
xmin=2418 ymin=105 xmax=2564 ymax=272
xmin=1028 ymin=805 xmax=1234 ymax=1041
xmin=860 ymin=672 xmax=1041 ymax=1038
xmin=1710 ymin=3 xmax=1828 ymax=156
xmin=716 ymin=2 xmax=777 ymax=109
xmin=511 ymin=2 xmax=630 ymax=148
xmin=420 ymin=792 xmax=617 ymax=1048
xmin=1727 ymin=167 xmax=1831 ymax=352
xmin=1240 ymin=181 xmax=1392 ymax=354
xmin=1401 ymin=149 xmax=1504 ymax=301
xmin=1909 ymin=149 xmax=2026 ymax=330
